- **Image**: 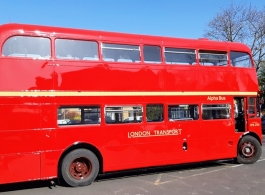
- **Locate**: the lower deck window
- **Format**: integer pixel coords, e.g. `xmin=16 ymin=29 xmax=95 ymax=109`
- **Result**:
xmin=202 ymin=104 xmax=230 ymax=120
xmin=146 ymin=104 xmax=164 ymax=122
xmin=58 ymin=106 xmax=100 ymax=125
xmin=105 ymin=106 xmax=143 ymax=124
xmin=168 ymin=104 xmax=199 ymax=121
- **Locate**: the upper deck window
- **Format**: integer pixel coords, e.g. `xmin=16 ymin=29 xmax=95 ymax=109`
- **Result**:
xmin=164 ymin=48 xmax=196 ymax=65
xmin=143 ymin=45 xmax=161 ymax=63
xmin=2 ymin=36 xmax=50 ymax=59
xmin=55 ymin=39 xmax=99 ymax=60
xmin=101 ymin=43 xmax=140 ymax=62
xmin=199 ymin=50 xmax=227 ymax=66
xmin=230 ymin=51 xmax=252 ymax=68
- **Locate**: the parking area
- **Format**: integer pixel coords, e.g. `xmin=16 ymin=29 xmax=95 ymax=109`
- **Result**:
xmin=1 ymin=143 xmax=265 ymax=195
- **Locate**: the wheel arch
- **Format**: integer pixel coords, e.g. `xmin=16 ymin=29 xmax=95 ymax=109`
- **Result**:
xmin=58 ymin=142 xmax=103 ymax=178
xmin=238 ymin=131 xmax=262 ymax=146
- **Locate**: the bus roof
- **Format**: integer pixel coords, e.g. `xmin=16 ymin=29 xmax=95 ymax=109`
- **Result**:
xmin=0 ymin=23 xmax=251 ymax=53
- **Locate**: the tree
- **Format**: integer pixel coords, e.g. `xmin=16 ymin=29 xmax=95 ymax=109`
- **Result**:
xmin=203 ymin=3 xmax=265 ymax=72
xmin=258 ymin=61 xmax=265 ymax=93
xmin=146 ymin=105 xmax=163 ymax=121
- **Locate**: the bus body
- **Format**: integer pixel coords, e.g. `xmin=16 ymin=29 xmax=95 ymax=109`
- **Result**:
xmin=0 ymin=23 xmax=262 ymax=186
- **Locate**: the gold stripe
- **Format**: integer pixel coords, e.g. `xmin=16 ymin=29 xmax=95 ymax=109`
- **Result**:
xmin=0 ymin=91 xmax=257 ymax=97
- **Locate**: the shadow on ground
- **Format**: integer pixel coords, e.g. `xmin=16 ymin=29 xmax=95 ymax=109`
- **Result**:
xmin=0 ymin=159 xmax=235 ymax=192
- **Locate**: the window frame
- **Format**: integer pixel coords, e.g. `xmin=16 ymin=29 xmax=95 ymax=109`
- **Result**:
xmin=101 ymin=43 xmax=140 ymax=63
xmin=105 ymin=105 xmax=143 ymax=124
xmin=2 ymin=35 xmax=51 ymax=59
xmin=164 ymin=47 xmax=196 ymax=65
xmin=55 ymin=38 xmax=99 ymax=61
xmin=57 ymin=106 xmax=101 ymax=126
xmin=202 ymin=104 xmax=231 ymax=120
xmin=143 ymin=45 xmax=162 ymax=64
xmin=248 ymin=97 xmax=257 ymax=118
xmin=199 ymin=50 xmax=228 ymax=66
xmin=230 ymin=51 xmax=252 ymax=68
xmin=146 ymin=104 xmax=164 ymax=122
xmin=168 ymin=104 xmax=199 ymax=121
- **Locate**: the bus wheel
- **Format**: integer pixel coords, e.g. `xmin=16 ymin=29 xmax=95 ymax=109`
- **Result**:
xmin=237 ymin=135 xmax=261 ymax=164
xmin=61 ymin=149 xmax=99 ymax=187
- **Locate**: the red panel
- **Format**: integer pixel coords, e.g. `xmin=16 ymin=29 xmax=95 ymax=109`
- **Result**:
xmin=0 ymin=59 xmax=54 ymax=91
xmin=0 ymin=153 xmax=40 ymax=183
xmin=40 ymin=150 xmax=62 ymax=180
xmin=197 ymin=120 xmax=236 ymax=160
xmin=144 ymin=122 xmax=170 ymax=166
xmin=103 ymin=123 xmax=146 ymax=171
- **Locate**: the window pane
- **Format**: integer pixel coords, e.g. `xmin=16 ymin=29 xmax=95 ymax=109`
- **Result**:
xmin=56 ymin=39 xmax=99 ymax=60
xmin=146 ymin=104 xmax=163 ymax=122
xmin=58 ymin=106 xmax=100 ymax=125
xmin=2 ymin=36 xmax=51 ymax=59
xmin=105 ymin=106 xmax=143 ymax=124
xmin=199 ymin=50 xmax=227 ymax=66
xmin=143 ymin=45 xmax=161 ymax=63
xmin=248 ymin=98 xmax=256 ymax=115
xmin=234 ymin=98 xmax=244 ymax=119
xmin=168 ymin=105 xmax=199 ymax=121
xmin=248 ymin=97 xmax=255 ymax=105
xmin=202 ymin=104 xmax=230 ymax=120
xmin=230 ymin=51 xmax=252 ymax=68
xmin=249 ymin=106 xmax=255 ymax=114
xmin=83 ymin=107 xmax=101 ymax=124
xmin=165 ymin=48 xmax=196 ymax=65
xmin=102 ymin=43 xmax=140 ymax=62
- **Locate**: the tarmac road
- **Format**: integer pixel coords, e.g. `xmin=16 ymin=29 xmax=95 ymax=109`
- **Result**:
xmin=1 ymin=142 xmax=265 ymax=195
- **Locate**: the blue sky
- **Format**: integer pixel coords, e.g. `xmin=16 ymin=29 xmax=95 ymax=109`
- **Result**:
xmin=0 ymin=0 xmax=264 ymax=39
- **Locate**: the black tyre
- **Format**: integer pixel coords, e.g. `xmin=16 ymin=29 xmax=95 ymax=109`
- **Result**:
xmin=61 ymin=149 xmax=99 ymax=187
xmin=237 ymin=135 xmax=261 ymax=164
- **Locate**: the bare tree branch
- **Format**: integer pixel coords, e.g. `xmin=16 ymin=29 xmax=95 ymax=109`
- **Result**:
xmin=204 ymin=3 xmax=265 ymax=73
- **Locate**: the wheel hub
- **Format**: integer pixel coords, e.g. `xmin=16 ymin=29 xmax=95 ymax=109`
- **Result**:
xmin=241 ymin=143 xmax=255 ymax=157
xmin=70 ymin=158 xmax=92 ymax=180
xmin=74 ymin=162 xmax=86 ymax=173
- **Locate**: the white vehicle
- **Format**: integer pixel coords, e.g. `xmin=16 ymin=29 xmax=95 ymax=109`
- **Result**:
xmin=57 ymin=119 xmax=68 ymax=124
xmin=123 ymin=116 xmax=142 ymax=122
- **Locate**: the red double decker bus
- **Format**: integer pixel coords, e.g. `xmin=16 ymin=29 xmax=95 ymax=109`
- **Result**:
xmin=0 ymin=23 xmax=262 ymax=187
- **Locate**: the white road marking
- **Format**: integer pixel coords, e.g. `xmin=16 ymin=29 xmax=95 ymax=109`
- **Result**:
xmin=154 ymin=174 xmax=162 ymax=185
xmin=157 ymin=158 xmax=265 ymax=185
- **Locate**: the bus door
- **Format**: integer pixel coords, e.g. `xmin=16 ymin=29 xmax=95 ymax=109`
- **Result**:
xmin=234 ymin=97 xmax=246 ymax=132
xmin=246 ymin=97 xmax=262 ymax=135
xmin=234 ymin=97 xmax=261 ymax=135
